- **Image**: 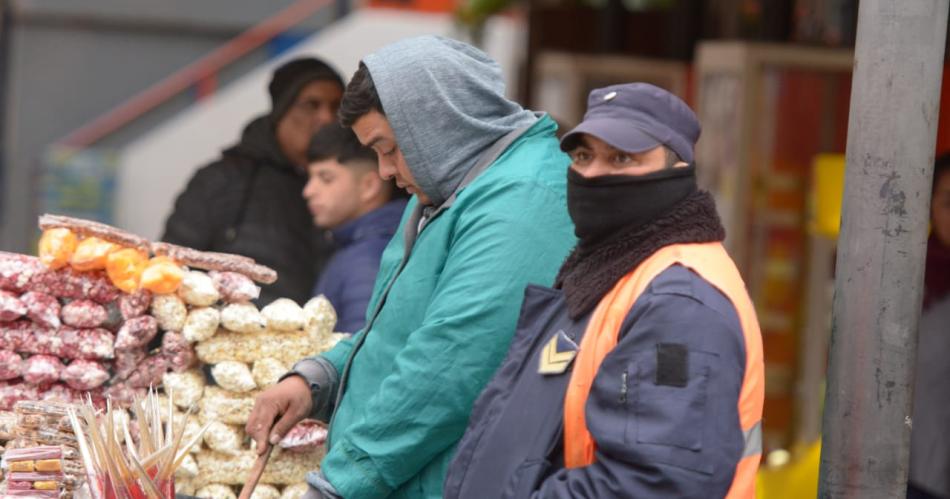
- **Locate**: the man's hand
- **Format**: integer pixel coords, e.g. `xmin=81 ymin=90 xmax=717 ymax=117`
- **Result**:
xmin=246 ymin=375 xmax=313 ymax=454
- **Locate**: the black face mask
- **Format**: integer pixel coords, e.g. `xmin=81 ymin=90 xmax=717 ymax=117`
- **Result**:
xmin=566 ymin=165 xmax=698 ymax=244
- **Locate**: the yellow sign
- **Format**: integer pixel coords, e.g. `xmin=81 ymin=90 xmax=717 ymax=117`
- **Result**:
xmin=810 ymin=154 xmax=846 ymax=239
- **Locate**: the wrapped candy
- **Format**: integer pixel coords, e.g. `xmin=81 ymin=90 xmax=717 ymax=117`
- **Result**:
xmin=211 ymin=361 xmax=257 ymax=393
xmin=196 ymin=330 xmax=318 ymax=366
xmin=0 ymin=290 xmax=27 ymax=321
xmin=0 ymin=410 xmax=15 ymax=439
xmin=60 ymin=299 xmax=107 ymax=328
xmin=113 ymin=348 xmax=146 ymax=380
xmin=22 ymin=355 xmax=64 ymax=385
xmin=0 ymin=382 xmax=39 ymax=411
xmin=183 ymin=307 xmax=220 ymax=343
xmin=278 ymin=420 xmax=327 ymax=453
xmin=280 ymin=484 xmax=311 ymax=499
xmin=125 ymin=354 xmax=168 ymax=389
xmin=199 ymin=387 xmax=259 ymax=425
xmin=62 ymin=360 xmax=110 ymax=390
xmin=0 ymin=252 xmax=45 ymax=293
xmin=19 ymin=292 xmax=61 ymax=329
xmin=162 ymin=332 xmax=196 ymax=372
xmin=0 ymin=320 xmax=31 ymax=351
xmin=140 ymin=256 xmax=185 ymax=294
xmin=105 ymin=247 xmax=148 ymax=294
xmin=196 ymin=484 xmax=237 ymax=499
xmin=86 ymin=270 xmax=121 ymax=304
xmin=151 ymin=294 xmax=187 ymax=332
xmin=103 ymin=382 xmax=146 ymax=408
xmin=252 ymin=358 xmax=287 ymax=389
xmin=69 ymin=236 xmax=118 ymax=271
xmin=251 ymin=484 xmax=281 ymax=499
xmin=221 ymin=303 xmax=267 ymax=334
xmin=37 ymin=228 xmax=78 ymax=270
xmin=262 ymin=299 xmax=306 ymax=332
xmin=162 ymin=370 xmax=205 ymax=409
xmin=56 ymin=326 xmax=115 ymax=360
xmin=210 ymin=271 xmax=260 ymax=303
xmin=304 ymin=295 xmax=337 ymax=337
xmin=179 ymin=270 xmax=221 ymax=307
xmin=118 ymin=288 xmax=151 ymax=320
xmin=203 ymin=421 xmax=245 ymax=456
xmin=114 ymin=315 xmax=158 ymax=351
xmin=0 ymin=350 xmax=23 ymax=380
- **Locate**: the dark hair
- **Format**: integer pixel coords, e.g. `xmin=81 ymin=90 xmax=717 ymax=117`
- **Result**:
xmin=307 ymin=123 xmax=378 ymax=165
xmin=935 ymin=153 xmax=950 ymax=193
xmin=339 ymin=62 xmax=384 ymax=127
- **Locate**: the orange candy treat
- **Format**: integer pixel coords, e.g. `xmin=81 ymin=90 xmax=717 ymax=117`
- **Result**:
xmin=140 ymin=256 xmax=185 ymax=294
xmin=70 ymin=236 xmax=119 ymax=271
xmin=38 ymin=228 xmax=78 ymax=269
xmin=106 ymin=248 xmax=149 ymax=293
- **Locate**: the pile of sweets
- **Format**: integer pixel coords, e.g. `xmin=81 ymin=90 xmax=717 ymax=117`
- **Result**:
xmin=0 ymin=214 xmax=281 ymax=410
xmin=0 ymin=401 xmax=86 ymax=497
xmin=173 ymin=295 xmax=341 ymax=497
xmin=0 ymin=215 xmax=347 ymax=497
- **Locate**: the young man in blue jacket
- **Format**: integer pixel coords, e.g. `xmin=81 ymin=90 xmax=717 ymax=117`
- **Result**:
xmin=246 ymin=36 xmax=576 ymax=498
xmin=303 ymin=123 xmax=407 ymax=333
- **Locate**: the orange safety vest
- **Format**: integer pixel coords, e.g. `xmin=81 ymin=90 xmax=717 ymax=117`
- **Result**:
xmin=563 ymin=242 xmax=764 ymax=498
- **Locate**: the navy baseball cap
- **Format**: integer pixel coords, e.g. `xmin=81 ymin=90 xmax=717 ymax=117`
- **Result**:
xmin=560 ymin=83 xmax=701 ymax=163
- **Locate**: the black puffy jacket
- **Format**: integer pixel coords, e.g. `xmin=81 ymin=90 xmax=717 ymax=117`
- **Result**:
xmin=162 ymin=116 xmax=331 ymax=305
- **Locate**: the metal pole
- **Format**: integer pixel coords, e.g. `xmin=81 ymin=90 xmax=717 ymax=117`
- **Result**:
xmin=818 ymin=2 xmax=948 ymax=498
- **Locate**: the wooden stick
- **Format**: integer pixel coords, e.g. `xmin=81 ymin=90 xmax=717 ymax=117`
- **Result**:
xmin=238 ymin=443 xmax=274 ymax=499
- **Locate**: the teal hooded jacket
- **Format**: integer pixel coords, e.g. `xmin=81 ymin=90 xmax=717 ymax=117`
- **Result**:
xmin=293 ymin=36 xmax=575 ymax=498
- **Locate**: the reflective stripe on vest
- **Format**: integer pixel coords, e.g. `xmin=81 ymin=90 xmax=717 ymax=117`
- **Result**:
xmin=563 ymin=242 xmax=765 ymax=498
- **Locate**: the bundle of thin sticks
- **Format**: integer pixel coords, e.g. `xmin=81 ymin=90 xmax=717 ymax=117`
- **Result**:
xmin=67 ymin=389 xmax=210 ymax=499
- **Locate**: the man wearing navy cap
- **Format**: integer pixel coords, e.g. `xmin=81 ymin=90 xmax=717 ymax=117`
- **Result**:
xmin=444 ymin=83 xmax=765 ymax=498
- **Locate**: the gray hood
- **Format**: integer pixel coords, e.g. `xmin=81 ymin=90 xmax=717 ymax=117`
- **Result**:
xmin=363 ymin=36 xmax=537 ymax=206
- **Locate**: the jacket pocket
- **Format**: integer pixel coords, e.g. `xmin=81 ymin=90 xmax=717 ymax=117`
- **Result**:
xmin=627 ymin=348 xmax=716 ymax=474
xmin=501 ymin=459 xmax=552 ymax=499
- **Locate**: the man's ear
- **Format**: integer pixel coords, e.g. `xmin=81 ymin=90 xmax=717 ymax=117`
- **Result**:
xmin=359 ymin=168 xmax=385 ymax=204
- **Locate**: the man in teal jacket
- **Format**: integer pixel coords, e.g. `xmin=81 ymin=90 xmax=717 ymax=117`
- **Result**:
xmin=246 ymin=36 xmax=575 ymax=498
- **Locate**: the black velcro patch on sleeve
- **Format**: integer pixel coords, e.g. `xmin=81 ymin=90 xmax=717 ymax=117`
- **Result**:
xmin=656 ymin=343 xmax=689 ymax=387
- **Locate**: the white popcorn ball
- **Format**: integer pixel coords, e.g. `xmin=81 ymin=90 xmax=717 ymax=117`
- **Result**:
xmin=183 ymin=307 xmax=221 ymax=343
xmin=151 ymin=294 xmax=187 ymax=332
xmin=212 ymin=361 xmax=257 ymax=393
xmin=303 ymin=295 xmax=337 ymax=336
xmin=203 ymin=420 xmax=245 ymax=456
xmin=176 ymin=478 xmax=197 ymax=495
xmin=262 ymin=298 xmax=306 ymax=332
xmin=280 ymin=484 xmax=311 ymax=499
xmin=162 ymin=369 xmax=206 ymax=409
xmin=175 ymin=453 xmax=199 ymax=478
xmin=197 ymin=484 xmax=237 ymax=499
xmin=251 ymin=484 xmax=282 ymax=499
xmin=200 ymin=387 xmax=259 ymax=425
xmin=179 ymin=270 xmax=222 ymax=307
xmin=196 ymin=330 xmax=318 ymax=366
xmin=221 ymin=303 xmax=266 ymax=334
xmin=172 ymin=413 xmax=205 ymax=454
xmin=252 ymin=358 xmax=288 ymax=389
